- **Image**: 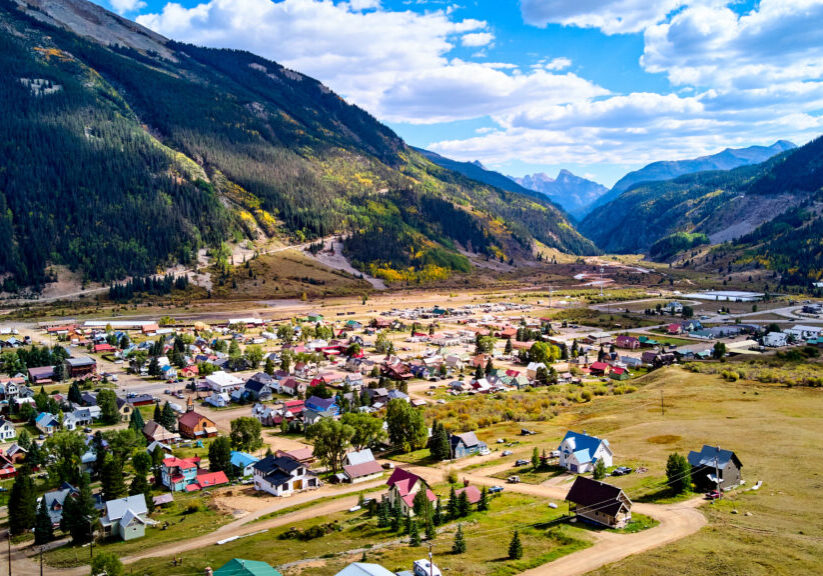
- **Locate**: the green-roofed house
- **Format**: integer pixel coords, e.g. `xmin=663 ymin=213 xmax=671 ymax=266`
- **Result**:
xmin=212 ymin=559 xmax=283 ymax=576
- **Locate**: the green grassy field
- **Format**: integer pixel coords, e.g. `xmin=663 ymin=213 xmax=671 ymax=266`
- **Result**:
xmin=43 ymin=491 xmax=233 ymax=568
xmin=127 ymin=491 xmax=592 ymax=576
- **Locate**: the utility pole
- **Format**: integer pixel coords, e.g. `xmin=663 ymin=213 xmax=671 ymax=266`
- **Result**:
xmin=40 ymin=546 xmax=44 ymax=576
xmin=714 ymin=456 xmax=721 ymax=500
xmin=599 ymin=266 xmax=604 ymax=298
xmin=8 ymin=531 xmax=11 ymax=576
xmin=428 ymin=542 xmax=434 ymax=576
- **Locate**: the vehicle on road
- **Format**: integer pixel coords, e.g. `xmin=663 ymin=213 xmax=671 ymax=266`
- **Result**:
xmin=515 ymin=459 xmax=529 ymax=466
xmin=507 ymin=475 xmax=520 ymax=484
xmin=501 ymin=450 xmax=513 ymax=457
xmin=489 ymin=486 xmax=504 ymax=493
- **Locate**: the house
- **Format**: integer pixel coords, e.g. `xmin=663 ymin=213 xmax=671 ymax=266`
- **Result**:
xmin=454 ymin=485 xmax=482 ymax=505
xmin=275 ymin=447 xmax=315 ymax=465
xmin=143 ymin=420 xmax=181 ymax=444
xmin=0 ymin=418 xmax=15 ymax=441
xmin=334 ymin=562 xmax=395 ymax=576
xmin=161 ymin=456 xmax=200 ymax=491
xmin=35 ymin=412 xmax=59 ymax=435
xmin=763 ymin=332 xmax=788 ymax=347
xmin=252 ymin=455 xmax=319 ymax=496
xmin=64 ymin=357 xmax=97 ymax=378
xmin=664 ymin=301 xmax=684 ymax=314
xmin=27 ymin=366 xmax=54 ymax=384
xmin=177 ymin=410 xmax=218 ymax=439
xmin=384 ymin=468 xmax=436 ymax=516
xmin=615 ymin=335 xmax=640 ymax=350
xmin=6 ymin=443 xmax=27 ymax=463
xmin=99 ymin=494 xmax=152 ymax=541
xmin=526 ymin=362 xmax=546 ymax=380
xmin=213 ymin=558 xmax=283 ymax=576
xmin=192 ymin=470 xmax=230 ymax=491
xmin=588 ymin=362 xmax=610 ymax=376
xmin=205 ymin=392 xmax=231 ymax=408
xmin=557 ymin=431 xmax=613 ymax=473
xmin=230 ymin=451 xmax=260 ymax=477
xmin=128 ymin=394 xmax=155 ymax=407
xmin=0 ymin=454 xmax=16 ymax=479
xmin=449 ymin=431 xmax=488 ymax=458
xmin=115 ymin=397 xmax=134 ymax=418
xmin=278 ymin=377 xmax=307 ymax=397
xmin=609 ymin=366 xmax=629 ymax=380
xmin=342 ymin=449 xmax=382 ymax=483
xmin=566 ymin=476 xmax=632 ymax=528
xmin=43 ymin=485 xmax=79 ymax=526
xmin=207 ymin=371 xmax=244 ymax=394
xmin=688 ymin=445 xmax=743 ymax=491
xmin=666 ymin=323 xmax=682 ymax=335
xmin=305 ymin=395 xmax=339 ymax=416
xmin=244 ymin=373 xmax=275 ymax=401
xmin=784 ymin=325 xmax=822 ymax=341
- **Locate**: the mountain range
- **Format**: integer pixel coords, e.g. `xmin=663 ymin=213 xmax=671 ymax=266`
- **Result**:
xmin=512 ymin=171 xmax=609 ymax=219
xmin=0 ymin=0 xmax=596 ymax=290
xmin=589 ymin=140 xmax=796 ymax=213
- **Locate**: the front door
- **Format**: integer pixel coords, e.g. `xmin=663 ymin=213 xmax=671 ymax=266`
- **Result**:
xmin=293 ymin=479 xmax=303 ymax=490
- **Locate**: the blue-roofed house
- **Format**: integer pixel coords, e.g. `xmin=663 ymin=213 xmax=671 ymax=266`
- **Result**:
xmin=688 ymin=445 xmax=743 ymax=491
xmin=214 ymin=558 xmax=282 ymax=576
xmin=305 ymin=395 xmax=339 ymax=416
xmin=35 ymin=412 xmax=59 ymax=434
xmin=557 ymin=431 xmax=613 ymax=473
xmin=334 ymin=562 xmax=396 ymax=576
xmin=230 ymin=451 xmax=260 ymax=477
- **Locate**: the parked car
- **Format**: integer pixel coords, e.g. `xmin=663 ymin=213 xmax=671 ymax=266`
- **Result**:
xmin=501 ymin=450 xmax=513 ymax=457
xmin=489 ymin=486 xmax=504 ymax=494
xmin=706 ymin=490 xmax=721 ymax=500
xmin=507 ymin=475 xmax=520 ymax=484
xmin=611 ymin=466 xmax=633 ymax=476
xmin=514 ymin=459 xmax=529 ymax=466
xmin=548 ymin=450 xmax=560 ymax=458
xmin=382 ymin=462 xmax=395 ymax=470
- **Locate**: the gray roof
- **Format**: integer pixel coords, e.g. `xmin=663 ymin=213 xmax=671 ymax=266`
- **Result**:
xmin=451 ymin=431 xmax=481 ymax=448
xmin=344 ymin=449 xmax=375 ymax=466
xmin=103 ymin=495 xmax=148 ymax=522
xmin=66 ymin=357 xmax=96 ymax=367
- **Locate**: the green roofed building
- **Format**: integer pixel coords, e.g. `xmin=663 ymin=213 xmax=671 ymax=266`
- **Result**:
xmin=213 ymin=559 xmax=283 ymax=576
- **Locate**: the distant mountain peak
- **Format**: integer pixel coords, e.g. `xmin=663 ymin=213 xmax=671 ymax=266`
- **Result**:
xmin=513 ymin=170 xmax=608 ymax=219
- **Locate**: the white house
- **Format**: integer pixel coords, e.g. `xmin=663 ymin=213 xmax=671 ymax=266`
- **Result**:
xmin=664 ymin=301 xmax=684 ymax=314
xmin=557 ymin=430 xmax=613 ymax=473
xmin=784 ymin=325 xmax=822 ymax=341
xmin=252 ymin=455 xmax=319 ymax=496
xmin=764 ymin=332 xmax=789 ymax=347
xmin=526 ymin=362 xmax=546 ymax=380
xmin=205 ymin=392 xmax=231 ymax=408
xmin=206 ymin=371 xmax=244 ymax=394
xmin=0 ymin=418 xmax=15 ymax=441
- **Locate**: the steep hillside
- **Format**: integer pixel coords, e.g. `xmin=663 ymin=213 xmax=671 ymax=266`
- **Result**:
xmin=590 ymin=140 xmax=795 ymax=212
xmin=579 ymin=135 xmax=823 ymax=284
xmin=513 ymin=170 xmax=608 ymax=219
xmin=0 ymin=0 xmax=596 ymax=291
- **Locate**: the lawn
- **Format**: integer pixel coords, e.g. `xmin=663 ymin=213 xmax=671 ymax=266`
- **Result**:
xmin=127 ymin=491 xmax=592 ymax=576
xmin=43 ymin=490 xmax=233 ymax=568
xmin=490 ymin=464 xmax=569 ymax=485
xmin=627 ymin=332 xmax=696 ymax=347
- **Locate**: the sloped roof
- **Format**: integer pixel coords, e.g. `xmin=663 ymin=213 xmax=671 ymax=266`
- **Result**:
xmin=334 ymin=563 xmax=395 ymax=576
xmin=451 ymin=431 xmax=481 ymax=448
xmin=230 ymin=451 xmax=259 ymax=469
xmin=455 ymin=485 xmax=482 ymax=504
xmin=215 ymin=559 xmax=282 ymax=576
xmin=345 ymin=448 xmax=375 ymax=466
xmin=343 ymin=460 xmax=383 ymax=479
xmin=104 ymin=494 xmax=148 ymax=522
xmin=559 ymin=431 xmax=608 ymax=458
xmin=687 ymin=445 xmax=742 ymax=470
xmin=566 ymin=476 xmax=630 ymax=517
xmin=178 ymin=410 xmax=214 ymax=429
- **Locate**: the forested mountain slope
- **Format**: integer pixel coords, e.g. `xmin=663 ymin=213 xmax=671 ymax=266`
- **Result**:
xmin=0 ymin=0 xmax=596 ymax=291
xmin=579 ymin=136 xmax=823 ymax=284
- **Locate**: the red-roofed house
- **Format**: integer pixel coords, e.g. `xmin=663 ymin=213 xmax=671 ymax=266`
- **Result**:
xmin=455 ymin=485 xmax=482 ymax=505
xmin=384 ymin=468 xmax=437 ymax=516
xmin=161 ymin=456 xmax=201 ymax=491
xmin=94 ymin=343 xmax=116 ymax=354
xmin=190 ymin=470 xmax=229 ymax=491
xmin=667 ymin=323 xmax=682 ymax=335
xmin=589 ymin=362 xmax=610 ymax=376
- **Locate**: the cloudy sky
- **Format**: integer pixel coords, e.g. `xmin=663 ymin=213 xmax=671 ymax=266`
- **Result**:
xmin=95 ymin=0 xmax=823 ymax=186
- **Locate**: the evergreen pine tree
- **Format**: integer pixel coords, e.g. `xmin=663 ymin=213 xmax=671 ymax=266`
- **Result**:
xmin=485 ymin=357 xmax=494 ymax=374
xmin=377 ymin=500 xmax=390 ymax=528
xmin=34 ymin=497 xmax=54 ymax=544
xmin=8 ymin=467 xmax=36 ymax=535
xmin=504 ymin=338 xmax=513 ymax=355
xmin=508 ymin=530 xmax=523 ymax=559
xmin=457 ymin=490 xmax=470 ymax=518
xmin=62 ymin=473 xmax=97 ymax=544
xmin=129 ymin=407 xmax=145 ymax=433
xmin=161 ymin=402 xmax=177 ymax=431
xmin=101 ymin=456 xmax=128 ymax=501
xmin=438 ymin=424 xmax=451 ymax=460
xmin=264 ymin=356 xmax=276 ymax=376
xmin=452 ymin=524 xmax=466 ymax=554
xmin=67 ymin=380 xmax=82 ymax=404
xmin=477 ymin=486 xmax=489 ymax=512
xmin=433 ymin=498 xmax=444 ymax=525
xmin=447 ymin=486 xmax=458 ymax=520
xmin=425 ymin=517 xmax=435 ymax=541
xmin=153 ymin=402 xmax=162 ymax=423
xmin=409 ymin=519 xmax=420 ymax=546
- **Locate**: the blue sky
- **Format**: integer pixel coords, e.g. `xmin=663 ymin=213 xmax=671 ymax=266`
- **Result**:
xmin=96 ymin=0 xmax=823 ymax=186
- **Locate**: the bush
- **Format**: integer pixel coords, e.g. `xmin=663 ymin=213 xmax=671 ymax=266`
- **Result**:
xmin=580 ymin=390 xmax=593 ymax=402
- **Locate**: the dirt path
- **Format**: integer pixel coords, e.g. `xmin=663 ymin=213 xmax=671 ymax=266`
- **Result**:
xmin=303 ymin=238 xmax=387 ymax=290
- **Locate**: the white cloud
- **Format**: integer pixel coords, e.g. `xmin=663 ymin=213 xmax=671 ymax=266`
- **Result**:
xmin=520 ymin=0 xmax=683 ymax=34
xmin=137 ymin=0 xmax=605 ymax=124
xmin=461 ymin=32 xmax=494 ymax=47
xmin=543 ymin=57 xmax=571 ymax=71
xmin=109 ymin=0 xmax=146 ymax=14
xmin=642 ymin=0 xmax=823 ymax=89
